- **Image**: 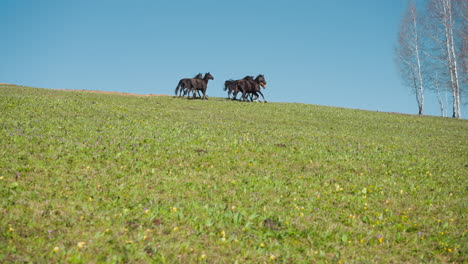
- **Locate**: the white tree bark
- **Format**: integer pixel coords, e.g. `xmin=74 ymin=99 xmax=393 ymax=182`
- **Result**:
xmin=434 ymin=73 xmax=447 ymax=117
xmin=413 ymin=5 xmax=425 ymax=115
xmin=428 ymin=0 xmax=462 ymax=118
xmin=396 ymin=0 xmax=425 ymax=115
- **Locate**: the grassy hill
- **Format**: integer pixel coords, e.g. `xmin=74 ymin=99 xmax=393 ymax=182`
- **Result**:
xmin=1 ymin=84 xmax=466 ymax=263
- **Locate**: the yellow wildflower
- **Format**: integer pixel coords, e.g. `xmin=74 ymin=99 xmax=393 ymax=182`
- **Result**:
xmin=377 ymin=235 xmax=383 ymax=244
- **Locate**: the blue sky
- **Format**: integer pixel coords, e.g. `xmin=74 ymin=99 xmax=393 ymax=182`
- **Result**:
xmin=1 ymin=0 xmax=464 ymax=116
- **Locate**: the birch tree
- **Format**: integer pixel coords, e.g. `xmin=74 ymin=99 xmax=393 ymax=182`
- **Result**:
xmin=426 ymin=0 xmax=463 ymax=118
xmin=457 ymin=0 xmax=467 ymax=105
xmin=396 ymin=0 xmax=425 ymax=115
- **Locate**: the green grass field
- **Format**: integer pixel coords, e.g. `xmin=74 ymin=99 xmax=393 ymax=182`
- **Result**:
xmin=1 ymin=84 xmax=466 ymax=263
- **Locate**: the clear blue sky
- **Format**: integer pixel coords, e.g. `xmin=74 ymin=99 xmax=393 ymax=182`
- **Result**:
xmin=1 ymin=0 xmax=464 ymax=116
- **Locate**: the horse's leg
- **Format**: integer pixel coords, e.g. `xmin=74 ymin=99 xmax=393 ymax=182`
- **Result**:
xmin=257 ymin=91 xmax=267 ymax=103
xmin=250 ymin=92 xmax=259 ymax=102
xmin=253 ymin=92 xmax=259 ymax=101
xmin=233 ymin=88 xmax=239 ymax=100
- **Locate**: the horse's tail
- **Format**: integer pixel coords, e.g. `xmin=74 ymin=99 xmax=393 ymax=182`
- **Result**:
xmin=175 ymin=80 xmax=182 ymax=95
xmin=224 ymin=80 xmax=236 ymax=91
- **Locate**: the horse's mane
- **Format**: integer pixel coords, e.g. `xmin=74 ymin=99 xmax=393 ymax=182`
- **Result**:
xmin=243 ymin=76 xmax=254 ymax=80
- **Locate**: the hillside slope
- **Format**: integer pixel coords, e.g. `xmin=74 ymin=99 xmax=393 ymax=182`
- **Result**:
xmin=1 ymin=84 xmax=467 ymax=263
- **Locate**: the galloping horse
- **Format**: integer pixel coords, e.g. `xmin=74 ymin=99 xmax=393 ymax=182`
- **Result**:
xmin=175 ymin=73 xmax=203 ymax=97
xmin=224 ymin=79 xmax=238 ymax=99
xmin=189 ymin=72 xmax=214 ymax=100
xmin=236 ymin=74 xmax=267 ymax=102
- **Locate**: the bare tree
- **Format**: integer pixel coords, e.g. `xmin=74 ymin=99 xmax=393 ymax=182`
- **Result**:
xmin=456 ymin=0 xmax=467 ymax=105
xmin=433 ymin=72 xmax=449 ymax=116
xmin=396 ymin=0 xmax=425 ymax=115
xmin=426 ymin=0 xmax=463 ymax=118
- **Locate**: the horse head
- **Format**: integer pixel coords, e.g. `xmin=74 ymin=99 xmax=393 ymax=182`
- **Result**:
xmin=256 ymin=74 xmax=267 ymax=89
xmin=194 ymin=73 xmax=203 ymax=79
xmin=204 ymin=72 xmax=214 ymax=80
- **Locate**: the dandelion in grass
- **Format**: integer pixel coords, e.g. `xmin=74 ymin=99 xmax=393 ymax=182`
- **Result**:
xmin=144 ymin=208 xmax=149 ymax=214
xmin=77 ymin=242 xmax=86 ymax=249
xmin=377 ymin=235 xmax=383 ymax=244
xmin=53 ymin=247 xmax=60 ymax=252
xmin=260 ymin=243 xmax=265 ymax=248
xmin=270 ymin=254 xmax=277 ymax=261
xmin=171 ymin=207 xmax=178 ymax=213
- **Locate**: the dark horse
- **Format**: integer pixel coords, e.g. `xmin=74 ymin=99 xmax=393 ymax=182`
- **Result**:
xmin=236 ymin=75 xmax=267 ymax=102
xmin=175 ymin=73 xmax=203 ymax=97
xmin=224 ymin=79 xmax=238 ymax=99
xmin=189 ymin=72 xmax=214 ymax=100
xmin=224 ymin=76 xmax=265 ymax=101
